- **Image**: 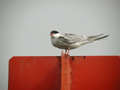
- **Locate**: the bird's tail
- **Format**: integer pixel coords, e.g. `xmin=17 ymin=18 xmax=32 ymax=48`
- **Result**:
xmin=88 ymin=34 xmax=109 ymax=41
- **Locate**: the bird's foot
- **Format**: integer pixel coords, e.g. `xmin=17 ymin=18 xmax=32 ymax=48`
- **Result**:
xmin=61 ymin=50 xmax=69 ymax=57
xmin=65 ymin=49 xmax=70 ymax=56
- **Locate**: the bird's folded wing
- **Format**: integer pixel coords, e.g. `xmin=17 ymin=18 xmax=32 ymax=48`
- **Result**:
xmin=88 ymin=34 xmax=109 ymax=41
xmin=58 ymin=33 xmax=88 ymax=44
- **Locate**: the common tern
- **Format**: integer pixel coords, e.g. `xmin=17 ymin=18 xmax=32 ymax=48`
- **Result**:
xmin=50 ymin=30 xmax=109 ymax=55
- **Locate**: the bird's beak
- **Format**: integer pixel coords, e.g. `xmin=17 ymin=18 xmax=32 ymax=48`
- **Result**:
xmin=50 ymin=33 xmax=53 ymax=37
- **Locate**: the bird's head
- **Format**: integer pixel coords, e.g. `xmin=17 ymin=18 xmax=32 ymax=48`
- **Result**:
xmin=50 ymin=30 xmax=60 ymax=38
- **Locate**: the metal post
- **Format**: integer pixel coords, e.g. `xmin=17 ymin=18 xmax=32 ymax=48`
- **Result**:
xmin=61 ymin=52 xmax=72 ymax=90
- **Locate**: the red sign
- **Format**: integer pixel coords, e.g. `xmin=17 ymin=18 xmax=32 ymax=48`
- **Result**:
xmin=9 ymin=56 xmax=120 ymax=90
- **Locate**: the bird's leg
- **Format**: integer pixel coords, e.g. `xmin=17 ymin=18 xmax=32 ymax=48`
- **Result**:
xmin=65 ymin=49 xmax=67 ymax=55
xmin=66 ymin=48 xmax=70 ymax=55
xmin=67 ymin=49 xmax=70 ymax=55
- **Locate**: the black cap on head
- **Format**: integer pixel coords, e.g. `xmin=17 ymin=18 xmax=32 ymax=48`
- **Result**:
xmin=50 ymin=30 xmax=59 ymax=34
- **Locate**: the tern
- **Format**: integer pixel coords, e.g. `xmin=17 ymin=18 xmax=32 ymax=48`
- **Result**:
xmin=50 ymin=30 xmax=109 ymax=55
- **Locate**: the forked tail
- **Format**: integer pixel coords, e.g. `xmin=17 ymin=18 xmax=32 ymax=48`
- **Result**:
xmin=88 ymin=34 xmax=109 ymax=41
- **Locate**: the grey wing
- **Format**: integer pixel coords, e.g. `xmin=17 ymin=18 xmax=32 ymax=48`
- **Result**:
xmin=58 ymin=33 xmax=88 ymax=44
xmin=88 ymin=34 xmax=109 ymax=41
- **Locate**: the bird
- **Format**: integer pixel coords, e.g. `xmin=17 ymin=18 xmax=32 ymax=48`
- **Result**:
xmin=50 ymin=30 xmax=109 ymax=55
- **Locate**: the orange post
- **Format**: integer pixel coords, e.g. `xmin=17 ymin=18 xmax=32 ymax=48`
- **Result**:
xmin=61 ymin=52 xmax=72 ymax=90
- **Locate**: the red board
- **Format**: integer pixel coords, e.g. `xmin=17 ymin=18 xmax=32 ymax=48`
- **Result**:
xmin=9 ymin=56 xmax=120 ymax=90
xmin=9 ymin=56 xmax=61 ymax=90
xmin=71 ymin=56 xmax=120 ymax=90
